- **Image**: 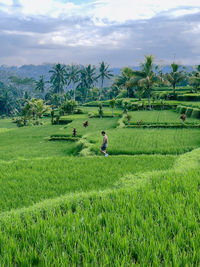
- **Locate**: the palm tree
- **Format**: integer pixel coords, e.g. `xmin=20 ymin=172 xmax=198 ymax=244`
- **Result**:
xmin=77 ymin=65 xmax=97 ymax=102
xmin=35 ymin=75 xmax=45 ymax=95
xmin=189 ymin=65 xmax=200 ymax=93
xmin=113 ymin=67 xmax=135 ymax=98
xmin=132 ymin=55 xmax=158 ymax=109
xmin=85 ymin=64 xmax=97 ymax=89
xmin=65 ymin=64 xmax=80 ymax=100
xmin=97 ymin=61 xmax=113 ymax=99
xmin=49 ymin=64 xmax=66 ymax=101
xmin=165 ymin=63 xmax=185 ymax=94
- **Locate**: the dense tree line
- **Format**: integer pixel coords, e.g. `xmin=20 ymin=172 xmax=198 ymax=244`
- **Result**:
xmin=0 ymin=57 xmax=200 ymax=116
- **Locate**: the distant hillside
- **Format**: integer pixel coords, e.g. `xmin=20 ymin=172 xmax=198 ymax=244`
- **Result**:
xmin=0 ymin=63 xmax=194 ymax=84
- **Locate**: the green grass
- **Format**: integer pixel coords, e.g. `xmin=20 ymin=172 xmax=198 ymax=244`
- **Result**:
xmin=63 ymin=116 xmax=119 ymax=136
xmin=88 ymin=128 xmax=200 ymax=155
xmin=0 ymin=150 xmax=199 ymax=266
xmin=0 ymin=118 xmax=18 ymax=128
xmin=81 ymin=106 xmax=122 ymax=115
xmin=0 ymin=119 xmax=79 ymax=160
xmin=126 ymin=110 xmax=200 ymax=125
xmin=0 ymin=155 xmax=175 ymax=212
xmin=0 ymin=109 xmax=200 ymax=266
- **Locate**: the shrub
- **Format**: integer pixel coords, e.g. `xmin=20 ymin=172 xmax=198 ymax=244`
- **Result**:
xmin=179 ymin=106 xmax=187 ymax=114
xmin=125 ymin=114 xmax=132 ymax=126
xmin=33 ymin=120 xmax=43 ymax=126
xmin=191 ymin=108 xmax=200 ymax=119
xmin=60 ymin=100 xmax=78 ymax=114
xmin=88 ymin=112 xmax=94 ymax=118
xmin=115 ymin=99 xmax=123 ymax=107
xmin=98 ymin=102 xmax=103 ymax=118
xmin=16 ymin=119 xmax=24 ymax=127
xmin=185 ymin=107 xmax=193 ymax=117
xmin=58 ymin=117 xmax=73 ymax=125
xmin=74 ymin=108 xmax=84 ymax=114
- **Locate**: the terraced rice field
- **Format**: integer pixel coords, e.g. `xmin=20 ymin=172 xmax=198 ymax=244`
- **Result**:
xmin=0 ymin=108 xmax=200 ymax=266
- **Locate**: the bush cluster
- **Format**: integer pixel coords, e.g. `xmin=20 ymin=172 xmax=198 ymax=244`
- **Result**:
xmin=176 ymin=105 xmax=200 ymax=119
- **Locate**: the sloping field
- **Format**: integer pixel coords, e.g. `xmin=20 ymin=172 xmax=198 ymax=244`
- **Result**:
xmin=0 ymin=155 xmax=175 ymax=212
xmin=0 ymin=149 xmax=199 ymax=266
xmin=0 ymin=113 xmax=200 ymax=266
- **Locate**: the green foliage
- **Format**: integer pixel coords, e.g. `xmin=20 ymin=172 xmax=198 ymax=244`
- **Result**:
xmin=125 ymin=114 xmax=132 ymax=125
xmin=185 ymin=107 xmax=193 ymax=117
xmin=191 ymin=108 xmax=200 ymax=119
xmin=188 ymin=65 xmax=200 ymax=92
xmin=165 ymin=63 xmax=186 ymax=94
xmin=60 ymin=100 xmax=78 ymax=115
xmin=109 ymin=99 xmax=116 ymax=116
xmin=49 ymin=63 xmax=66 ymax=95
xmin=98 ymin=102 xmax=103 ymax=118
xmin=35 ymin=75 xmax=45 ymax=95
xmin=176 ymin=105 xmax=182 ymax=113
xmin=180 ymin=106 xmax=187 ymax=114
xmin=116 ymin=89 xmax=127 ymax=98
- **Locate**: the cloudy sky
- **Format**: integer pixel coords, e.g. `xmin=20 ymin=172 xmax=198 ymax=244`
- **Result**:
xmin=0 ymin=0 xmax=200 ymax=66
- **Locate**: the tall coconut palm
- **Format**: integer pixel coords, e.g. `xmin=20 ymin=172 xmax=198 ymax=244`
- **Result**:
xmin=49 ymin=64 xmax=66 ymax=100
xmin=165 ymin=63 xmax=185 ymax=94
xmin=77 ymin=65 xmax=97 ymax=102
xmin=97 ymin=61 xmax=113 ymax=99
xmin=35 ymin=75 xmax=45 ymax=98
xmin=65 ymin=64 xmax=80 ymax=100
xmin=132 ymin=55 xmax=158 ymax=109
xmin=189 ymin=65 xmax=200 ymax=93
xmin=85 ymin=64 xmax=97 ymax=89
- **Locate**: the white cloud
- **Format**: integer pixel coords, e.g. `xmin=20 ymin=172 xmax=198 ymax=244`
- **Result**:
xmin=38 ymin=26 xmax=130 ymax=48
xmin=18 ymin=0 xmax=79 ymax=17
xmin=2 ymin=30 xmax=35 ymax=36
xmin=169 ymin=8 xmax=200 ymax=17
xmin=91 ymin=0 xmax=200 ymax=22
xmin=0 ymin=0 xmax=13 ymax=5
xmin=2 ymin=0 xmax=200 ymax=22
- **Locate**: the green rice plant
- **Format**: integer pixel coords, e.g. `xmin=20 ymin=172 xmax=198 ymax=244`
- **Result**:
xmin=63 ymin=117 xmax=119 ymax=136
xmin=0 ymin=128 xmax=12 ymax=133
xmin=0 ymin=118 xmax=18 ymax=129
xmin=125 ymin=110 xmax=199 ymax=126
xmin=0 ymin=155 xmax=175 ymax=212
xmin=0 ymin=163 xmax=199 ymax=266
xmin=87 ymin=128 xmax=200 ymax=155
xmin=0 ymin=119 xmax=80 ymax=160
xmin=0 ymin=113 xmax=200 ymax=266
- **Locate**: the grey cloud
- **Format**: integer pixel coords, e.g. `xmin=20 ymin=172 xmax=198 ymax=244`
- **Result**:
xmin=0 ymin=8 xmax=200 ymax=66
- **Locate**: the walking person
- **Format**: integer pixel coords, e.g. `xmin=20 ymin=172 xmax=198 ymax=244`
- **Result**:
xmin=100 ymin=131 xmax=108 ymax=156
